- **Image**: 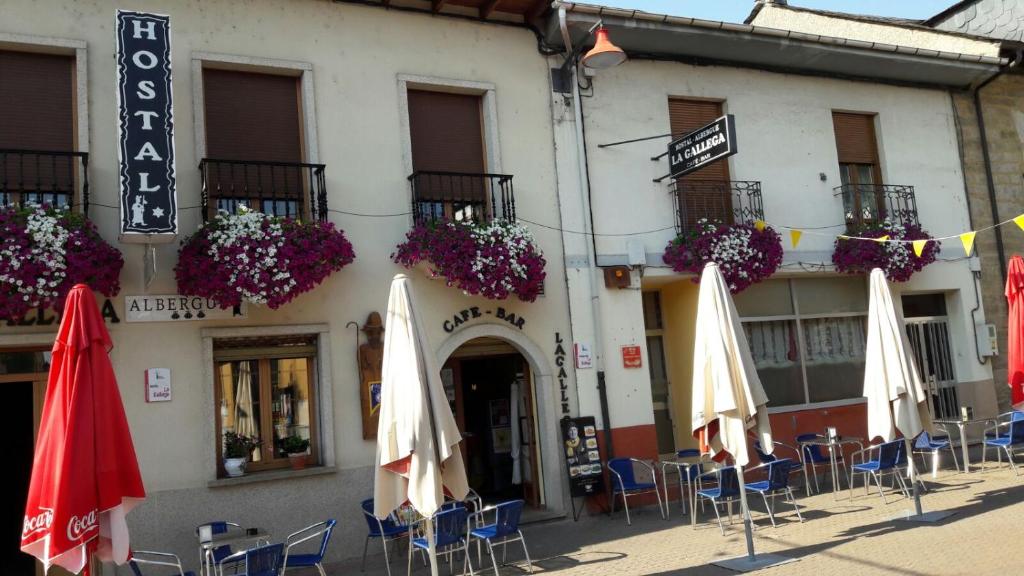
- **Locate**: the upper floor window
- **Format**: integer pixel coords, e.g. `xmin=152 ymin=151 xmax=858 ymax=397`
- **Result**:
xmin=0 ymin=49 xmax=83 ymax=210
xmin=832 ymin=112 xmax=883 ymax=222
xmin=201 ymin=68 xmax=324 ymax=220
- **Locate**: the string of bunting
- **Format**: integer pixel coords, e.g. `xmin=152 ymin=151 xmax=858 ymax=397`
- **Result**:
xmin=751 ymin=213 xmax=1024 ymax=258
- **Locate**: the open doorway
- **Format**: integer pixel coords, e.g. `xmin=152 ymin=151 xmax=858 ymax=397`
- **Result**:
xmin=442 ymin=338 xmax=543 ymax=509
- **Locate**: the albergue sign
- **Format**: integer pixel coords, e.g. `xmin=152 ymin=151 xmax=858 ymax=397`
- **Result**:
xmin=116 ymin=10 xmax=177 ymax=238
xmin=668 ymin=114 xmax=737 ymax=179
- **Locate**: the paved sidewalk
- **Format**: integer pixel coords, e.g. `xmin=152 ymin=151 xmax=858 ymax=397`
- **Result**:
xmin=331 ymin=462 xmax=1024 ymax=576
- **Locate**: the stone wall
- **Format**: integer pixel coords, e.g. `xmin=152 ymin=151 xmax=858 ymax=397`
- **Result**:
xmin=953 ymin=71 xmax=1024 ymax=411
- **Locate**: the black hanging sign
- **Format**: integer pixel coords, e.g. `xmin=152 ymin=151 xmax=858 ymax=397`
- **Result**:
xmin=668 ymin=114 xmax=737 ymax=179
xmin=116 ymin=10 xmax=177 ymax=238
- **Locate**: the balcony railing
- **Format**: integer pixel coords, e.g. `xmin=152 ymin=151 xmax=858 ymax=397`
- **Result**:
xmin=669 ymin=179 xmax=763 ymax=235
xmin=0 ymin=149 xmax=90 ymax=214
xmin=833 ymin=183 xmax=918 ymax=231
xmin=409 ymin=171 xmax=516 ymax=225
xmin=199 ymin=158 xmax=327 ymax=222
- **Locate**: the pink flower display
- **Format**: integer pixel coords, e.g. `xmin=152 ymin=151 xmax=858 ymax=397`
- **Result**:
xmin=662 ymin=219 xmax=783 ymax=293
xmin=176 ymin=208 xmax=355 ymax=309
xmin=0 ymin=204 xmax=123 ymax=321
xmin=393 ymin=219 xmax=546 ymax=302
xmin=832 ymin=220 xmax=939 ymax=282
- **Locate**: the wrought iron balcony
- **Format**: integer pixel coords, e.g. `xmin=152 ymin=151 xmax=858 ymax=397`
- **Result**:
xmin=0 ymin=149 xmax=90 ymax=214
xmin=669 ymin=179 xmax=763 ymax=235
xmin=833 ymin=183 xmax=918 ymax=231
xmin=199 ymin=158 xmax=327 ymax=222
xmin=409 ymin=171 xmax=516 ymax=224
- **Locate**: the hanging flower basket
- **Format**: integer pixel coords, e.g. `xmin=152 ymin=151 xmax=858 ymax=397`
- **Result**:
xmin=392 ymin=219 xmax=546 ymax=302
xmin=662 ymin=219 xmax=783 ymax=294
xmin=176 ymin=208 xmax=355 ymax=309
xmin=0 ymin=204 xmax=123 ymax=321
xmin=832 ymin=220 xmax=939 ymax=282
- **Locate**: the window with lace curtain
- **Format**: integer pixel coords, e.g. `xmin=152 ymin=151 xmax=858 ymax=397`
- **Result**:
xmin=734 ymin=277 xmax=868 ymax=408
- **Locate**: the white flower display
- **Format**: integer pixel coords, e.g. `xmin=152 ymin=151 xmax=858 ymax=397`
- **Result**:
xmin=205 ymin=207 xmax=296 ymax=305
xmin=0 ymin=204 xmax=69 ymax=306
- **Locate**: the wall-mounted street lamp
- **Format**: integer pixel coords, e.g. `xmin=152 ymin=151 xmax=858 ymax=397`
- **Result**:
xmin=552 ymin=19 xmax=626 ymax=93
xmin=582 ymin=26 xmax=626 ymax=70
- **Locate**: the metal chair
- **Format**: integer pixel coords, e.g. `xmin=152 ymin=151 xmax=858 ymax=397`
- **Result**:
xmin=694 ymin=465 xmax=742 ymax=535
xmin=983 ymin=416 xmax=1024 ymax=475
xmin=913 ymin=429 xmax=960 ymax=477
xmin=407 ymin=505 xmax=474 ymax=576
xmin=797 ymin=433 xmax=847 ymax=493
xmin=849 ymin=439 xmax=909 ymax=504
xmin=607 ymin=457 xmax=665 ymax=525
xmin=753 ymin=439 xmax=810 ymax=497
xmin=661 ymin=449 xmax=705 ymax=518
xmin=217 ymin=543 xmax=284 ymax=576
xmin=283 ymin=519 xmax=336 ymax=576
xmin=129 ymin=551 xmax=196 ymax=576
xmin=196 ymin=521 xmax=242 ymax=576
xmin=361 ymin=498 xmax=409 ymax=576
xmin=743 ymin=458 xmax=804 ymax=528
xmin=468 ymin=500 xmax=532 ymax=575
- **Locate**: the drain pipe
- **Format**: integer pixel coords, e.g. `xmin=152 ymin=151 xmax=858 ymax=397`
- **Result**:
xmin=973 ymin=50 xmax=1022 ymax=283
xmin=559 ymin=7 xmax=614 ymax=459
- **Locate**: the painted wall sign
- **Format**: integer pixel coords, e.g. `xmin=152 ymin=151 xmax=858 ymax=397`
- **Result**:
xmin=621 ymin=345 xmax=642 ymax=369
xmin=668 ymin=114 xmax=737 ymax=178
xmin=442 ymin=306 xmax=526 ymax=333
xmin=116 ymin=10 xmax=177 ymax=238
xmin=574 ymin=343 xmax=593 ymax=369
xmin=1 ymin=299 xmax=119 ymax=327
xmin=145 ymin=368 xmax=171 ymax=402
xmin=124 ymin=295 xmax=246 ymax=322
xmin=555 ymin=332 xmax=571 ymax=415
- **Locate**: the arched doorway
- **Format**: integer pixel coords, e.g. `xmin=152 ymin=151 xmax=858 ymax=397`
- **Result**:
xmin=442 ymin=337 xmax=543 ymax=508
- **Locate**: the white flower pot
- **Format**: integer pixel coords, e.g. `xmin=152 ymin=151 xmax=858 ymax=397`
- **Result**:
xmin=224 ymin=457 xmax=247 ymax=477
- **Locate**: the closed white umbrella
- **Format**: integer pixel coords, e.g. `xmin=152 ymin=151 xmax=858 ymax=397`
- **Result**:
xmin=374 ymin=274 xmax=469 ymax=576
xmin=692 ymin=263 xmax=793 ymax=571
xmin=863 ymin=268 xmax=950 ymax=522
xmin=234 ymin=361 xmax=259 ymax=441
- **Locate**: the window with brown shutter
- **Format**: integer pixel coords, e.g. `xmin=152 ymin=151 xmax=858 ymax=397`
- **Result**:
xmin=0 ymin=49 xmax=76 ymax=208
xmin=667 ymin=98 xmax=731 ymax=231
xmin=201 ymin=68 xmax=306 ymax=218
xmin=407 ymin=89 xmax=489 ymax=222
xmin=832 ymin=112 xmax=884 ymax=225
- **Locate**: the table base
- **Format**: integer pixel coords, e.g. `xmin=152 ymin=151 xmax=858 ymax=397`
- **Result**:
xmin=891 ymin=510 xmax=956 ymax=523
xmin=712 ymin=553 xmax=798 ymax=572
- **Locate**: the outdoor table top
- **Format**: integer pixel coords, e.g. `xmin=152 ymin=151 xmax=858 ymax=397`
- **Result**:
xmin=202 ymin=528 xmax=271 ymax=549
xmin=799 ymin=436 xmax=863 ymax=446
xmin=934 ymin=418 xmax=996 ymax=425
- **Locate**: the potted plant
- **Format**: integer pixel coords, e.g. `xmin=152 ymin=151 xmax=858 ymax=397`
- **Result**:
xmin=281 ymin=435 xmax=310 ymax=470
xmin=223 ymin=432 xmax=259 ymax=477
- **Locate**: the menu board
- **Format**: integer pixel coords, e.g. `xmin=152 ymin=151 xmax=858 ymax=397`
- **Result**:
xmin=561 ymin=416 xmax=604 ymax=497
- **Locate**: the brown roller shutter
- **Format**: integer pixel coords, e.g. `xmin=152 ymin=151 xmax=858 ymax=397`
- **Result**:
xmin=203 ymin=69 xmax=302 ymax=162
xmin=0 ymin=50 xmax=74 ymax=151
xmin=407 ymin=90 xmax=485 ymax=174
xmin=668 ymin=98 xmax=729 ymax=181
xmin=832 ymin=112 xmax=878 ymax=165
xmin=668 ymin=98 xmax=731 ymax=230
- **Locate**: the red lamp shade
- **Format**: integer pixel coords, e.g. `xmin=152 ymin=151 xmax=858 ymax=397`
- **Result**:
xmin=582 ymin=26 xmax=626 ymax=69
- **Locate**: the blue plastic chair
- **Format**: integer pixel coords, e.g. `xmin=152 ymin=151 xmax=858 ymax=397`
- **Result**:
xmin=407 ymin=505 xmax=474 ymax=576
xmin=753 ymin=439 xmax=810 ymax=497
xmin=694 ymin=466 xmax=743 ymax=534
xmin=849 ymin=439 xmax=908 ymax=504
xmin=128 ymin=551 xmax=196 ymax=576
xmin=217 ymin=543 xmax=284 ymax=576
xmin=468 ymin=500 xmax=532 ymax=575
xmin=983 ymin=417 xmax=1024 ymax=475
xmin=607 ymin=457 xmax=665 ymax=525
xmin=797 ymin=433 xmax=848 ymax=494
xmin=744 ymin=458 xmax=804 ymax=528
xmin=913 ymin=430 xmax=960 ymax=477
xmin=361 ymin=498 xmax=409 ymax=576
xmin=283 ymin=519 xmax=335 ymax=576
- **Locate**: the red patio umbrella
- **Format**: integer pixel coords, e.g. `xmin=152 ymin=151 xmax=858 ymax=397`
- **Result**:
xmin=1008 ymin=256 xmax=1024 ymax=409
xmin=21 ymin=284 xmax=145 ymax=575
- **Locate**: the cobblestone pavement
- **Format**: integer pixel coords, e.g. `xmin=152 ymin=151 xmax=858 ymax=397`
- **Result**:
xmin=328 ymin=461 xmax=1024 ymax=576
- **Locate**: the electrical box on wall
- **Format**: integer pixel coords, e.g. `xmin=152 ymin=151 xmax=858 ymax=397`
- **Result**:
xmin=603 ymin=266 xmax=631 ymax=289
xmin=979 ymin=323 xmax=998 ymax=356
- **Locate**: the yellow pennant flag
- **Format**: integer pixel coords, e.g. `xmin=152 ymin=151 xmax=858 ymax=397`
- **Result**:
xmin=754 ymin=220 xmax=766 ymax=232
xmin=1015 ymin=214 xmax=1024 ymax=231
xmin=875 ymin=235 xmax=889 ymax=243
xmin=960 ymin=231 xmax=977 ymax=256
xmin=912 ymin=239 xmax=928 ymax=257
xmin=790 ymin=229 xmax=803 ymax=248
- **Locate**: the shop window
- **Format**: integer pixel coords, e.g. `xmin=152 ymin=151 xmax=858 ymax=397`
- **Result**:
xmin=738 ymin=278 xmax=868 ymax=408
xmin=213 ymin=335 xmax=319 ymax=475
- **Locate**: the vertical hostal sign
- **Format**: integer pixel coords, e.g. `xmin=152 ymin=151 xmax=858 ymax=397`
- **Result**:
xmin=116 ymin=11 xmax=177 ymax=238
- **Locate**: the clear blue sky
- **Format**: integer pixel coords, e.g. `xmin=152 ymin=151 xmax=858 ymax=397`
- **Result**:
xmin=599 ymin=1 xmax=956 ymax=23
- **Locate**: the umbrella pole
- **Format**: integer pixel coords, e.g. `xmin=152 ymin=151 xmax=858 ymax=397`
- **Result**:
xmin=904 ymin=437 xmax=924 ymax=517
xmin=734 ymin=465 xmax=756 ymax=561
xmin=426 ymin=519 xmax=439 ymax=576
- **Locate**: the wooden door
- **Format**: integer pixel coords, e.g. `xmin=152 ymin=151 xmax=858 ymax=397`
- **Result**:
xmin=520 ymin=363 xmax=542 ymax=507
xmin=441 ymin=358 xmax=466 ymax=461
